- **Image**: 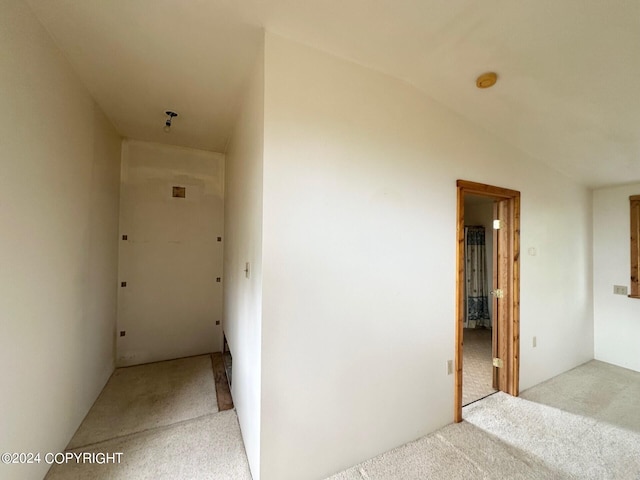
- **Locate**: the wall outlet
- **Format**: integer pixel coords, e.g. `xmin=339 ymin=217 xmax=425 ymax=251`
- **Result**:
xmin=447 ymin=360 xmax=453 ymax=375
xmin=532 ymin=336 xmax=537 ymax=348
xmin=613 ymin=285 xmax=628 ymax=295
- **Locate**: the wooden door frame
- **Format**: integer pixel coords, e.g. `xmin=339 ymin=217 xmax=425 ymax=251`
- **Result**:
xmin=455 ymin=180 xmax=520 ymax=423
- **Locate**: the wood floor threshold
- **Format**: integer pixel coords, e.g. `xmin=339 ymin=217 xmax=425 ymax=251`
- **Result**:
xmin=211 ymin=352 xmax=234 ymax=411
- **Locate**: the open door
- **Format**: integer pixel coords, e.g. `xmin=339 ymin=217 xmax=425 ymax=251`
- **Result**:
xmin=455 ymin=181 xmax=520 ymax=422
xmin=491 ymin=201 xmax=499 ymax=390
xmin=492 ymin=198 xmax=511 ymax=393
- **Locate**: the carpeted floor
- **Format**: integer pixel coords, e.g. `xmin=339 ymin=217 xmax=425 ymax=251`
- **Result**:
xmin=519 ymin=359 xmax=640 ymax=433
xmin=46 ymin=411 xmax=250 ymax=480
xmin=327 ymin=360 xmax=640 ymax=480
xmin=462 ymin=327 xmax=496 ymax=405
xmin=67 ymin=355 xmax=219 ymax=449
xmin=45 ymin=357 xmax=640 ymax=479
xmin=45 ymin=355 xmax=251 ymax=480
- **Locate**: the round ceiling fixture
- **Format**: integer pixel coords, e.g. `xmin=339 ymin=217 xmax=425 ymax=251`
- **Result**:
xmin=476 ymin=72 xmax=498 ymax=89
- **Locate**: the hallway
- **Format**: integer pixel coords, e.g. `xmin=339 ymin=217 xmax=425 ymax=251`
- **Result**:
xmin=44 ymin=355 xmax=251 ymax=479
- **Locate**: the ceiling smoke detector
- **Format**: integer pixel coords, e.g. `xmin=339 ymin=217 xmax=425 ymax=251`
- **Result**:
xmin=476 ymin=72 xmax=498 ymax=89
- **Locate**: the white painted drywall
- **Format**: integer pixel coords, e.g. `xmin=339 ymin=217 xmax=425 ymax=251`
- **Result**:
xmin=464 ymin=199 xmax=495 ymax=325
xmin=0 ymin=2 xmax=121 ymax=479
xmin=593 ymin=183 xmax=640 ymax=372
xmin=259 ymin=33 xmax=593 ymax=480
xmin=223 ymin=48 xmax=265 ymax=479
xmin=117 ymin=140 xmax=224 ymax=366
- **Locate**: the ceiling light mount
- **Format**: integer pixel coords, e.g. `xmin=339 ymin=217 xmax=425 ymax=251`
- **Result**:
xmin=476 ymin=72 xmax=498 ymax=89
xmin=164 ymin=110 xmax=178 ymax=133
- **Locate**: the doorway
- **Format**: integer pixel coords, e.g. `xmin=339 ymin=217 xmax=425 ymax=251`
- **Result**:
xmin=462 ymin=194 xmax=496 ymax=406
xmin=455 ymin=180 xmax=521 ymax=422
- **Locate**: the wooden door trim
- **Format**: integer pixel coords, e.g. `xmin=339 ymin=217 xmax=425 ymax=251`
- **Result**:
xmin=454 ymin=180 xmax=520 ymax=423
xmin=456 ymin=180 xmax=520 ymax=199
xmin=631 ymin=195 xmax=640 ymax=298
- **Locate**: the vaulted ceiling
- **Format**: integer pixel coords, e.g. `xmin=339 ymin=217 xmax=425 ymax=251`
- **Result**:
xmin=26 ymin=0 xmax=640 ymax=187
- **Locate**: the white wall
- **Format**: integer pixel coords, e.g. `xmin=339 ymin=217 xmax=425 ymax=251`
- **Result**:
xmin=117 ymin=140 xmax=224 ymax=366
xmin=593 ymin=183 xmax=640 ymax=371
xmin=464 ymin=199 xmax=495 ymax=325
xmin=224 ymin=49 xmax=265 ymax=478
xmin=0 ymin=2 xmax=121 ymax=479
xmin=260 ymin=33 xmax=593 ymax=480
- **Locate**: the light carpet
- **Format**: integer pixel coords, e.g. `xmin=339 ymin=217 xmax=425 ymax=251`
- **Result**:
xmin=326 ymin=410 xmax=560 ymax=480
xmin=68 ymin=355 xmax=218 ymax=449
xmin=519 ymin=359 xmax=640 ymax=433
xmin=46 ymin=356 xmax=640 ymax=480
xmin=327 ymin=360 xmax=640 ymax=480
xmin=463 ymin=391 xmax=640 ymax=479
xmin=45 ymin=410 xmax=251 ymax=480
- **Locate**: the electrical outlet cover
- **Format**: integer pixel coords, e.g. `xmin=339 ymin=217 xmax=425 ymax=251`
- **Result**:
xmin=614 ymin=285 xmax=628 ymax=295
